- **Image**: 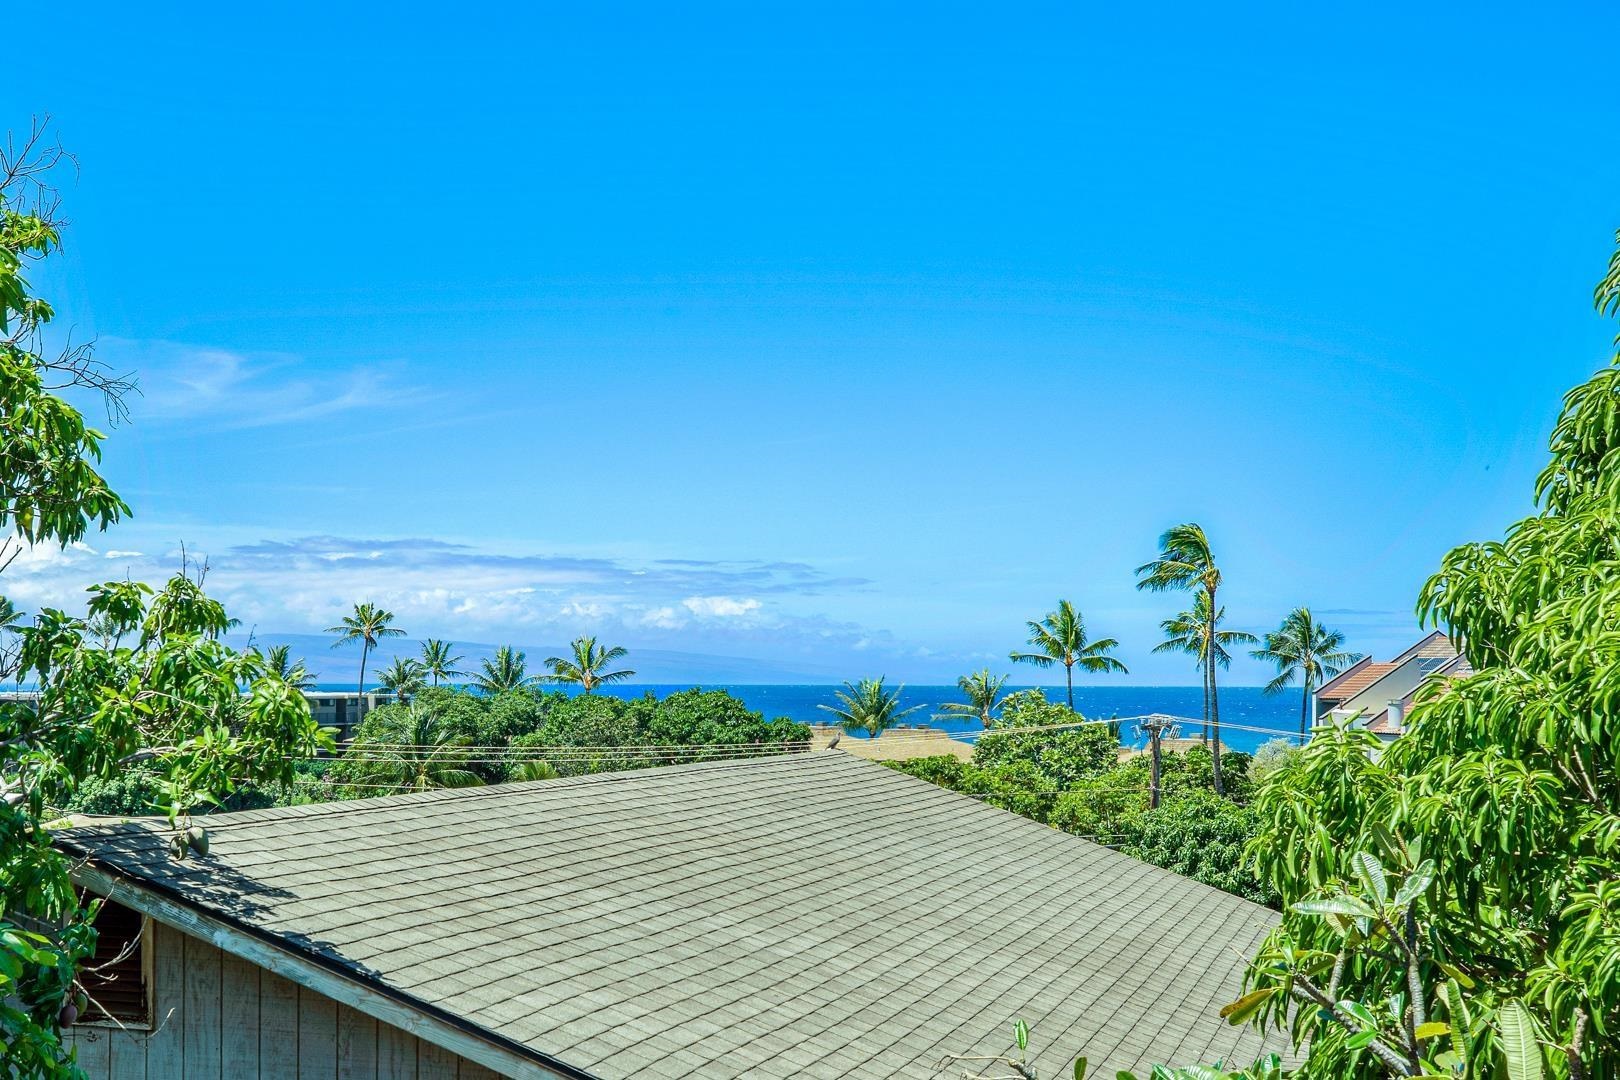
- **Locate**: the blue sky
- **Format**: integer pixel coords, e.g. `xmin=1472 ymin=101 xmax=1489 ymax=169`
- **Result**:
xmin=7 ymin=2 xmax=1618 ymax=683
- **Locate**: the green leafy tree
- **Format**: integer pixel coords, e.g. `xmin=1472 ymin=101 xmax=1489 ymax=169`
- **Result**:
xmin=1120 ymin=790 xmax=1275 ymax=906
xmin=2 ymin=576 xmax=329 ymax=1074
xmin=1009 ymin=599 xmax=1127 ymax=710
xmin=1149 ymin=590 xmax=1254 ymax=793
xmin=418 ymin=638 xmax=464 ymax=686
xmin=818 ymin=677 xmax=924 ymax=738
xmin=973 ymin=689 xmax=1119 ymax=787
xmin=473 ymin=645 xmax=538 ymax=695
xmin=376 ymin=656 xmax=426 ymax=703
xmin=1234 ymin=242 xmax=1620 ymax=1079
xmin=935 ymin=668 xmax=1011 ymax=727
xmin=339 ymin=702 xmax=482 ymax=794
xmin=325 ymin=602 xmax=404 ymax=719
xmin=0 ymin=128 xmax=130 ymax=584
xmin=0 ymin=126 xmax=323 ymax=1075
xmin=540 ymin=636 xmax=634 ymax=693
xmin=1252 ymin=607 xmax=1361 ymax=739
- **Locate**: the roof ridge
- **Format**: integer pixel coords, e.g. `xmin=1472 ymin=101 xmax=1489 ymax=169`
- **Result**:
xmin=65 ymin=748 xmax=849 ymax=836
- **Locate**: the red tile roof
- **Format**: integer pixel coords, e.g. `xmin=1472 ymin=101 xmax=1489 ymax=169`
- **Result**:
xmin=1319 ymin=662 xmax=1396 ymax=703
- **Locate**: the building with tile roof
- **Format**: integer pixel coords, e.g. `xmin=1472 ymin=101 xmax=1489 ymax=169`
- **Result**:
xmin=1314 ymin=631 xmax=1471 ymax=738
xmin=57 ymin=751 xmax=1290 ymax=1079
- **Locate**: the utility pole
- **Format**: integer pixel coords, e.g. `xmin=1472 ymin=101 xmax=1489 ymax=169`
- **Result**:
xmin=1138 ymin=714 xmax=1178 ymax=808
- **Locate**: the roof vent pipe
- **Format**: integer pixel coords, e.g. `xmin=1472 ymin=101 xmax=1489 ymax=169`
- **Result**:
xmin=1387 ymin=700 xmax=1405 ymax=732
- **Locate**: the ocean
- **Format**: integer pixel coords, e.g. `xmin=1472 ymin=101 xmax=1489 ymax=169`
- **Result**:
xmin=323 ymin=682 xmax=1308 ymax=755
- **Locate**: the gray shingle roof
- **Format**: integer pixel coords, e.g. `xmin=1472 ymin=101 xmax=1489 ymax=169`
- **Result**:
xmin=61 ymin=751 xmax=1289 ymax=1078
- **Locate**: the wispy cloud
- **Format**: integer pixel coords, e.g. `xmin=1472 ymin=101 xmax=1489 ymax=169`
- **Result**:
xmin=101 ymin=338 xmax=425 ymax=431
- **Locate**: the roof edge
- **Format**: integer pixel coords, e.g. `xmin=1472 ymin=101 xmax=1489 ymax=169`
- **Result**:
xmin=1317 ymin=655 xmax=1373 ymax=699
xmin=71 ymin=861 xmax=593 ymax=1080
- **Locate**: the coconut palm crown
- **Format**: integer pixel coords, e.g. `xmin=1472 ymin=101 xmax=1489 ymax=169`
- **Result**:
xmin=818 ymin=677 xmax=925 ymax=738
xmin=325 ymin=602 xmax=405 ymax=719
xmin=935 ymin=669 xmax=1011 ymax=727
xmin=1252 ymin=607 xmax=1362 ymax=739
xmin=540 ymin=636 xmax=634 ymax=694
xmin=1008 ymin=599 xmax=1127 ymax=710
xmin=1152 ymin=593 xmax=1257 ymax=713
xmin=418 ymin=638 xmax=466 ymax=686
xmin=348 ymin=703 xmax=482 ymax=793
xmin=472 ymin=645 xmax=538 ymax=695
xmin=264 ymin=644 xmax=317 ymax=691
xmin=377 ymin=656 xmax=428 ymax=703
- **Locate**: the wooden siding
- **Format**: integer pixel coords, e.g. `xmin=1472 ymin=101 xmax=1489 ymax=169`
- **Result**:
xmin=66 ymin=920 xmax=506 ymax=1080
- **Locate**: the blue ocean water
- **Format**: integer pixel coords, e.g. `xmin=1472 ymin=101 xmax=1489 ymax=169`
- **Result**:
xmin=323 ymin=682 xmax=1306 ymax=755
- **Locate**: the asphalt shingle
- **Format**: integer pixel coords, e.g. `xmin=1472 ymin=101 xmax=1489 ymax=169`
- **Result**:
xmin=61 ymin=751 xmax=1288 ymax=1078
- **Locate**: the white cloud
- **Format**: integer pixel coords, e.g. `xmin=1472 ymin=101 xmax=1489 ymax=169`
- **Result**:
xmin=103 ymin=338 xmax=425 ymax=431
xmin=638 ymin=606 xmax=686 ymax=629
xmin=682 ymin=596 xmax=762 ymax=619
xmin=0 ymin=532 xmax=934 ymax=672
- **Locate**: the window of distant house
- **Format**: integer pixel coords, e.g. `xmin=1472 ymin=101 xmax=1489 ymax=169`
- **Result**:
xmin=70 ymin=897 xmax=152 ymax=1028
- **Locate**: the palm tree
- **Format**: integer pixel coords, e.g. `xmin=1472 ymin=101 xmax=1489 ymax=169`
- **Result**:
xmin=264 ymin=644 xmax=317 ymax=690
xmin=473 ymin=645 xmax=538 ymax=695
xmin=1148 ymin=589 xmax=1256 ymax=793
xmin=818 ymin=677 xmax=926 ymax=738
xmin=1253 ymin=607 xmax=1362 ymax=739
xmin=419 ymin=639 xmax=465 ymax=686
xmin=509 ymin=759 xmax=559 ymax=782
xmin=326 ymin=602 xmax=405 ymax=720
xmin=347 ymin=703 xmax=482 ymax=793
xmin=935 ymin=669 xmax=1011 ymax=727
xmin=0 ymin=597 xmax=24 ymax=682
xmin=540 ymin=636 xmax=634 ymax=694
xmin=377 ymin=656 xmax=427 ymax=703
xmin=1009 ymin=599 xmax=1128 ymax=710
xmin=1136 ymin=523 xmax=1230 ymax=789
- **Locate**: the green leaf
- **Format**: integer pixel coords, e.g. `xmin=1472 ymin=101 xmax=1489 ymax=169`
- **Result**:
xmin=1353 ymin=851 xmax=1389 ymax=903
xmin=1074 ymin=1057 xmax=1088 ymax=1080
xmin=1014 ymin=1018 xmax=1029 ymax=1052
xmin=1393 ymin=859 xmax=1437 ymax=907
xmin=1218 ymin=988 xmax=1275 ymax=1025
xmin=1293 ymin=895 xmax=1379 ymax=920
xmin=1414 ymin=1021 xmax=1450 ymax=1040
xmin=1338 ymin=999 xmax=1378 ymax=1028
xmin=1497 ymin=1000 xmax=1542 ymax=1080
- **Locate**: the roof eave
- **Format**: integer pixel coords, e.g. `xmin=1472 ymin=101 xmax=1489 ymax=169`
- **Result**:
xmin=68 ymin=858 xmax=592 ymax=1080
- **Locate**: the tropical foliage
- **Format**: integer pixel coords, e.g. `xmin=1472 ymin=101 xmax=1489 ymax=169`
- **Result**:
xmin=325 ymin=602 xmax=404 ymax=716
xmin=1139 ymin=524 xmax=1249 ymax=796
xmin=817 ymin=676 xmax=925 ymax=737
xmin=540 ymin=636 xmax=634 ymax=693
xmin=341 ymin=702 xmax=482 ymax=793
xmin=329 ymin=685 xmax=811 ymax=787
xmin=1009 ymin=599 xmax=1127 ymax=709
xmin=376 ymin=656 xmax=427 ymax=702
xmin=1 ymin=128 xmax=330 ymax=1074
xmin=1251 ymin=608 xmax=1360 ymax=738
xmin=418 ymin=638 xmax=464 ymax=686
xmin=472 ymin=645 xmax=537 ymax=695
xmin=1 ymin=576 xmax=330 ymax=1073
xmin=262 ymin=643 xmax=316 ymax=690
xmin=1232 ymin=245 xmax=1620 ymax=1078
xmin=936 ymin=668 xmax=1011 ymax=727
xmin=889 ymin=701 xmax=1270 ymax=904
